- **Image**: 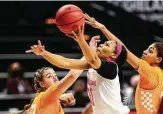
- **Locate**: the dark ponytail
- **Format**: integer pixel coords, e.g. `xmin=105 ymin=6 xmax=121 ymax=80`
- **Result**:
xmin=118 ymin=65 xmax=125 ymax=103
xmin=116 ymin=45 xmax=127 ymax=88
xmin=116 ymin=45 xmax=127 ymax=103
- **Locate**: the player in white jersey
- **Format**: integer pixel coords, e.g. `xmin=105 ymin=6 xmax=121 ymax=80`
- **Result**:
xmin=26 ymin=26 xmax=130 ymax=114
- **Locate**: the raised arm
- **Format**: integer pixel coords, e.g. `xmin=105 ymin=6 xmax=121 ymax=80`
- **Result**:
xmin=42 ymin=69 xmax=83 ymax=103
xmin=26 ymin=40 xmax=91 ymax=70
xmin=85 ymin=14 xmax=140 ymax=69
xmin=70 ymin=25 xmax=101 ymax=69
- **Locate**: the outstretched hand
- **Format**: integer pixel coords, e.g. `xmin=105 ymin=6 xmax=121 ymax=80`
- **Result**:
xmin=60 ymin=93 xmax=76 ymax=107
xmin=89 ymin=35 xmax=101 ymax=51
xmin=26 ymin=40 xmax=45 ymax=55
xmin=66 ymin=24 xmax=85 ymax=42
xmin=85 ymin=13 xmax=104 ymax=29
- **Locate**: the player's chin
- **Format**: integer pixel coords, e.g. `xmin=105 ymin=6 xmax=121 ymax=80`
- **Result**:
xmin=141 ymin=57 xmax=150 ymax=63
xmin=141 ymin=55 xmax=146 ymax=60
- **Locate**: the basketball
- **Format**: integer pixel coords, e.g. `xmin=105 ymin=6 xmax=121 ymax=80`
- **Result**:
xmin=56 ymin=4 xmax=85 ymax=34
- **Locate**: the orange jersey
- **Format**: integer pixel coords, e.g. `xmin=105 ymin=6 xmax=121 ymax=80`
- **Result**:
xmin=27 ymin=83 xmax=64 ymax=114
xmin=135 ymin=59 xmax=163 ymax=114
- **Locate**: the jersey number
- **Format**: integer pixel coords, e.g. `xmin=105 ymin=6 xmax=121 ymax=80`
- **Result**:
xmin=88 ymin=87 xmax=94 ymax=106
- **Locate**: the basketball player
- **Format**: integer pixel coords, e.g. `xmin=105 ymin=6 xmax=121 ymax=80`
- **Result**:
xmin=17 ymin=67 xmax=83 ymax=114
xmin=26 ymin=28 xmax=130 ymax=113
xmin=84 ymin=13 xmax=163 ymax=114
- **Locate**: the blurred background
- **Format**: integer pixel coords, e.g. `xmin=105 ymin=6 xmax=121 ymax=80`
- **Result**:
xmin=0 ymin=1 xmax=163 ymax=114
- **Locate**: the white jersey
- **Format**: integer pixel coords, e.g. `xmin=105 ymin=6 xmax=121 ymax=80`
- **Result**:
xmin=87 ymin=66 xmax=130 ymax=114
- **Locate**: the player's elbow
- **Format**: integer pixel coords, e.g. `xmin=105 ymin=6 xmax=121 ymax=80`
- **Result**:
xmin=88 ymin=57 xmax=98 ymax=65
xmin=88 ymin=57 xmax=101 ymax=69
xmin=87 ymin=57 xmax=97 ymax=65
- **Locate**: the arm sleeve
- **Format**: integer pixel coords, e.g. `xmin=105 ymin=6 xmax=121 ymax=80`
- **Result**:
xmin=137 ymin=59 xmax=159 ymax=89
xmin=94 ymin=60 xmax=117 ymax=80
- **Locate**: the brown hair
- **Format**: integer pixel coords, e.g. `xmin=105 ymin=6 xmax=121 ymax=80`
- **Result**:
xmin=154 ymin=42 xmax=163 ymax=114
xmin=17 ymin=67 xmax=53 ymax=114
xmin=154 ymin=42 xmax=163 ymax=69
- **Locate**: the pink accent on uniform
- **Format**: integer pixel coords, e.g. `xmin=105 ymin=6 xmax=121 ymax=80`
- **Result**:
xmin=116 ymin=43 xmax=122 ymax=58
xmin=106 ymin=42 xmax=122 ymax=63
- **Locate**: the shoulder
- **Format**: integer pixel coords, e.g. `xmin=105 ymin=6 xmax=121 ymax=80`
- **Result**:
xmin=138 ymin=59 xmax=160 ymax=72
xmin=101 ymin=60 xmax=117 ymax=67
xmin=139 ymin=59 xmax=149 ymax=65
xmin=95 ymin=60 xmax=118 ymax=80
xmin=97 ymin=60 xmax=117 ymax=71
xmin=37 ymin=92 xmax=44 ymax=98
xmin=34 ymin=92 xmax=44 ymax=102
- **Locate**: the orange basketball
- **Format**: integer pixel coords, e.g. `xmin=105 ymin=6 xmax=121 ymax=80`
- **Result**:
xmin=56 ymin=4 xmax=85 ymax=34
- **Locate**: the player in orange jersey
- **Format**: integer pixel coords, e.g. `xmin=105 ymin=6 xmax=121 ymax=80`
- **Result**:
xmin=17 ymin=67 xmax=83 ymax=114
xmin=85 ymin=13 xmax=163 ymax=114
